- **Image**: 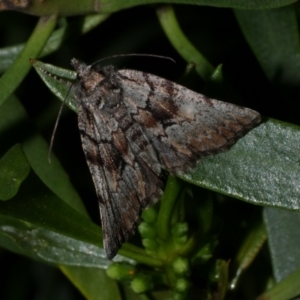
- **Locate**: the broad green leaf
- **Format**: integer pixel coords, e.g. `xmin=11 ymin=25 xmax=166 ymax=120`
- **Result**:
xmin=236 ymin=6 xmax=300 ymax=291
xmin=0 ymin=171 xmax=103 ymax=250
xmin=235 ymin=5 xmax=300 ymax=111
xmin=32 ymin=60 xmax=300 ymax=211
xmin=184 ymin=118 xmax=300 ymax=211
xmin=0 ymin=0 xmax=296 ymax=16
xmin=0 ymin=144 xmax=30 ymax=201
xmin=0 ymin=15 xmax=57 ymax=106
xmin=256 ymin=265 xmax=300 ymax=300
xmin=0 ymin=214 xmax=134 ymax=268
xmin=0 ymin=170 xmax=138 ymax=266
xmin=264 ymin=208 xmax=300 ymax=281
xmin=61 ymin=266 xmax=122 ymax=300
xmin=0 ymin=14 xmax=110 ymax=74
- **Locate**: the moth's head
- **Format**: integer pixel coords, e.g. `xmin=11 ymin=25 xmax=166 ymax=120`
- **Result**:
xmin=71 ymin=58 xmax=91 ymax=79
xmin=71 ymin=58 xmax=107 ymax=91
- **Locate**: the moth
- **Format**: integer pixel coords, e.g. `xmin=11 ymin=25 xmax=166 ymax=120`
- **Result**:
xmin=70 ymin=58 xmax=261 ymax=259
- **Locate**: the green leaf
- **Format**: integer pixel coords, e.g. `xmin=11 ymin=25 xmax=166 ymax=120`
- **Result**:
xmin=0 ymin=214 xmax=109 ymax=267
xmin=0 ymin=169 xmax=135 ymax=267
xmin=0 ymin=95 xmax=86 ymax=214
xmin=236 ymin=8 xmax=300 ymax=293
xmin=235 ymin=5 xmax=300 ymax=113
xmin=0 ymin=171 xmax=103 ymax=251
xmin=230 ymin=221 xmax=267 ymax=289
xmin=0 ymin=144 xmax=30 ymax=201
xmin=264 ymin=208 xmax=300 ymax=282
xmin=30 ymin=59 xmax=78 ymax=112
xmin=183 ymin=118 xmax=300 ymax=211
xmin=2 ymin=0 xmax=296 ymax=16
xmin=0 ymin=15 xmax=57 ymax=106
xmin=0 ymin=14 xmax=110 ymax=74
xmin=61 ymin=266 xmax=122 ymax=300
xmin=256 ymin=265 xmax=300 ymax=300
xmin=32 ymin=60 xmax=300 ymax=211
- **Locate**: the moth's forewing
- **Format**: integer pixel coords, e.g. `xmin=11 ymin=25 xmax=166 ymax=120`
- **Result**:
xmin=71 ymin=59 xmax=261 ymax=259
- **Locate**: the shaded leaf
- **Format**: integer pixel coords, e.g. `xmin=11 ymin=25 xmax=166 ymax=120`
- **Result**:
xmin=61 ymin=266 xmax=122 ymax=300
xmin=0 ymin=15 xmax=57 ymax=106
xmin=264 ymin=208 xmax=300 ymax=281
xmin=0 ymin=14 xmax=110 ymax=74
xmin=1 ymin=0 xmax=296 ymax=16
xmin=257 ymin=264 xmax=300 ymax=300
xmin=0 ymin=144 xmax=30 ymax=201
xmin=0 ymin=170 xmax=137 ymax=266
xmin=0 ymin=95 xmax=86 ymax=214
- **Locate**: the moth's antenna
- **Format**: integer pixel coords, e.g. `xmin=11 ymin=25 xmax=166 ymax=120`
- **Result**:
xmin=48 ymin=83 xmax=74 ymax=163
xmin=91 ymin=53 xmax=176 ymax=67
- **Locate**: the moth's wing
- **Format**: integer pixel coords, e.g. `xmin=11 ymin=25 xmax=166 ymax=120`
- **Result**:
xmin=118 ymin=70 xmax=261 ymax=174
xmin=78 ymin=103 xmax=163 ymax=259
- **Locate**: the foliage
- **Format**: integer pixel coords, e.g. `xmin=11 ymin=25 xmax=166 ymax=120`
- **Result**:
xmin=0 ymin=1 xmax=300 ymax=299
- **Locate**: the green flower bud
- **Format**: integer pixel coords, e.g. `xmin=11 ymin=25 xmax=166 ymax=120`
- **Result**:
xmin=142 ymin=238 xmax=158 ymax=251
xmin=131 ymin=274 xmax=153 ymax=293
xmin=145 ymin=249 xmax=157 ymax=256
xmin=172 ymin=223 xmax=189 ymax=244
xmin=106 ymin=263 xmax=136 ymax=281
xmin=175 ymin=236 xmax=188 ymax=244
xmin=172 ymin=222 xmax=188 ymax=238
xmin=175 ymin=278 xmax=190 ymax=292
xmin=138 ymin=222 xmax=157 ymax=238
xmin=141 ymin=207 xmax=158 ymax=223
xmin=172 ymin=291 xmax=187 ymax=300
xmin=172 ymin=257 xmax=190 ymax=276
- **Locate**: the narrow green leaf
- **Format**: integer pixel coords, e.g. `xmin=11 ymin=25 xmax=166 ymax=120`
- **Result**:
xmin=61 ymin=266 xmax=122 ymax=300
xmin=157 ymin=5 xmax=214 ymax=80
xmin=0 ymin=144 xmax=30 ymax=201
xmin=0 ymin=95 xmax=86 ymax=214
xmin=0 ymin=15 xmax=57 ymax=106
xmin=0 ymin=14 xmax=110 ymax=74
xmin=2 ymin=0 xmax=295 ymax=16
xmin=31 ymin=59 xmax=78 ymax=112
xmin=230 ymin=221 xmax=267 ymax=290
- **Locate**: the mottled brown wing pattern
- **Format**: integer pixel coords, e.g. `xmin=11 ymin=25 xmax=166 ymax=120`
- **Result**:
xmin=118 ymin=69 xmax=261 ymax=174
xmin=71 ymin=58 xmax=261 ymax=259
xmin=73 ymin=60 xmax=163 ymax=259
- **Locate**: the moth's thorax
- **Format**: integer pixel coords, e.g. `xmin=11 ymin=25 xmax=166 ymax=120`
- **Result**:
xmin=71 ymin=58 xmax=106 ymax=92
xmin=79 ymin=69 xmax=106 ymax=92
